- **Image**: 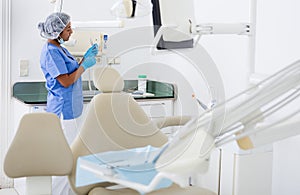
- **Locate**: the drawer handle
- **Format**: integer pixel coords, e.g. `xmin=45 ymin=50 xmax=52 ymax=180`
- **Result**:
xmin=140 ymin=103 xmax=166 ymax=106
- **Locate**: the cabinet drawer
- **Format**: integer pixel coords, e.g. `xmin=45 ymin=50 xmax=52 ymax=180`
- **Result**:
xmin=138 ymin=100 xmax=173 ymax=118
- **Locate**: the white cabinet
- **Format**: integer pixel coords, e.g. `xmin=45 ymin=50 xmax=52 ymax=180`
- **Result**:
xmin=272 ymin=135 xmax=300 ymax=195
xmin=137 ymin=100 xmax=174 ymax=119
xmin=194 ymin=148 xmax=221 ymax=195
xmin=138 ymin=99 xmax=176 ymax=136
xmin=233 ymin=150 xmax=273 ymax=195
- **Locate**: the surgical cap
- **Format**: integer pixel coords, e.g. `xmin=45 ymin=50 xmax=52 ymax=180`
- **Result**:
xmin=38 ymin=12 xmax=70 ymax=39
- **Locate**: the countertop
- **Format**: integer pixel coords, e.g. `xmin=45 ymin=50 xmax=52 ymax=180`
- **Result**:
xmin=13 ymin=80 xmax=176 ymax=105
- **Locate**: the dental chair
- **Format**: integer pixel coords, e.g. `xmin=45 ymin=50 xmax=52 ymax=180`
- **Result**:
xmin=3 ymin=112 xmax=73 ymax=195
xmin=68 ymin=66 xmax=216 ymax=195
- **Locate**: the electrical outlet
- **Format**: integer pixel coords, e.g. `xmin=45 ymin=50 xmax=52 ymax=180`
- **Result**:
xmin=114 ymin=57 xmax=121 ymax=64
xmin=107 ymin=57 xmax=114 ymax=65
xmin=96 ymin=57 xmax=102 ymax=64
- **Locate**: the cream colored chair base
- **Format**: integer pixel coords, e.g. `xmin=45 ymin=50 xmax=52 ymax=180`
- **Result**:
xmin=0 ymin=177 xmax=52 ymax=195
xmin=26 ymin=176 xmax=52 ymax=195
xmin=88 ymin=184 xmax=217 ymax=195
xmin=0 ymin=189 xmax=19 ymax=195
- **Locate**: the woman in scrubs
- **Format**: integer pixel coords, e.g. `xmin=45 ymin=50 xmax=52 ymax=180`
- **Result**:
xmin=38 ymin=12 xmax=98 ymax=144
xmin=38 ymin=12 xmax=98 ymax=195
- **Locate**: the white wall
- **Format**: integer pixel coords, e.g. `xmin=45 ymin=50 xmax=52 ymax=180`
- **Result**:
xmin=255 ymin=0 xmax=300 ymax=74
xmin=255 ymin=1 xmax=300 ymax=195
xmin=11 ymin=0 xmax=53 ymax=82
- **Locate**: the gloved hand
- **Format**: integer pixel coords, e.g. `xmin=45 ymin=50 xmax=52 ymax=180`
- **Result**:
xmin=83 ymin=43 xmax=99 ymax=58
xmin=81 ymin=55 xmax=96 ymax=70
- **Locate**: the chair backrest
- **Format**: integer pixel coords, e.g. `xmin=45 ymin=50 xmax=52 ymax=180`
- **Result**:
xmin=4 ymin=112 xmax=73 ymax=178
xmin=68 ymin=66 xmax=168 ymax=195
xmin=4 ymin=112 xmax=73 ymax=194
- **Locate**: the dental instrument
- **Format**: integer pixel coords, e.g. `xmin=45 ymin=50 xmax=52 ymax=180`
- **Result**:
xmin=209 ymin=60 xmax=300 ymax=149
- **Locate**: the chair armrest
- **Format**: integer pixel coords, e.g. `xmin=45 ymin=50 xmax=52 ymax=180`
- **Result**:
xmin=153 ymin=116 xmax=192 ymax=129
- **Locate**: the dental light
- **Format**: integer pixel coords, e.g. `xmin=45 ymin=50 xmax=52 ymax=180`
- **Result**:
xmin=110 ymin=0 xmax=153 ymax=18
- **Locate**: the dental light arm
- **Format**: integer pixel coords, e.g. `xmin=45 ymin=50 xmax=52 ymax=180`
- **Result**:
xmin=205 ymin=60 xmax=300 ymax=149
xmin=190 ymin=23 xmax=251 ymax=36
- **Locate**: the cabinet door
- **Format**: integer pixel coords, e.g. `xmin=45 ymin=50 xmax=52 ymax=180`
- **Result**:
xmin=138 ymin=100 xmax=173 ymax=119
xmin=233 ymin=151 xmax=273 ymax=195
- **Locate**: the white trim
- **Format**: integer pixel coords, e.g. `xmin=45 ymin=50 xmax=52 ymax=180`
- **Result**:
xmin=247 ymin=0 xmax=257 ymax=86
xmin=0 ymin=0 xmax=13 ymax=188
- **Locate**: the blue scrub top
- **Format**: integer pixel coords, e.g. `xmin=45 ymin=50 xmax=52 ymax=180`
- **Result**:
xmin=40 ymin=42 xmax=83 ymax=120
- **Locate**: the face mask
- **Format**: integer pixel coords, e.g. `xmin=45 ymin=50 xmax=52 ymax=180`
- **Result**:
xmin=57 ymin=36 xmax=65 ymax=44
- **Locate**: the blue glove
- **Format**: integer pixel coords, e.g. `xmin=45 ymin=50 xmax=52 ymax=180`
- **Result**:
xmin=83 ymin=43 xmax=99 ymax=58
xmin=81 ymin=56 xmax=96 ymax=70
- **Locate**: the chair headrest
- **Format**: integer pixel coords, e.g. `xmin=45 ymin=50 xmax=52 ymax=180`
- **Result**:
xmin=93 ymin=66 xmax=124 ymax=93
xmin=4 ymin=113 xmax=73 ymax=178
